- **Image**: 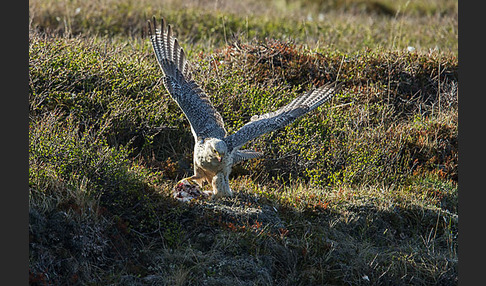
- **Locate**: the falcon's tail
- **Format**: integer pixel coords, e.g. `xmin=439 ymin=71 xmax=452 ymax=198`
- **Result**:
xmin=233 ymin=149 xmax=264 ymax=164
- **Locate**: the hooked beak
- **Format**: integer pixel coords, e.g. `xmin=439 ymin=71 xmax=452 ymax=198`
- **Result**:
xmin=216 ymin=151 xmax=222 ymax=162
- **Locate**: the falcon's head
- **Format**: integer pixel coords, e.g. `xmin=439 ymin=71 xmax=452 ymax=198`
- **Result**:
xmin=206 ymin=138 xmax=227 ymax=162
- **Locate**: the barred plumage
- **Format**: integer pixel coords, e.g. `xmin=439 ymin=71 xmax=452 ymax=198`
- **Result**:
xmin=148 ymin=17 xmax=226 ymax=140
xmin=147 ymin=17 xmax=343 ymax=199
xmin=224 ymin=81 xmax=342 ymax=151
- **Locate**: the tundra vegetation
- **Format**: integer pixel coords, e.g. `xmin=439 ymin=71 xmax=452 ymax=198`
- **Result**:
xmin=29 ymin=0 xmax=457 ymax=284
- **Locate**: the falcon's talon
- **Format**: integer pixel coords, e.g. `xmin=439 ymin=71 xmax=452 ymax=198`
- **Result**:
xmin=178 ymin=178 xmax=197 ymax=186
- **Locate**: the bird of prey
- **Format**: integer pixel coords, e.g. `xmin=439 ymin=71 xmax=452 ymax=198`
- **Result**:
xmin=147 ymin=17 xmax=343 ymax=199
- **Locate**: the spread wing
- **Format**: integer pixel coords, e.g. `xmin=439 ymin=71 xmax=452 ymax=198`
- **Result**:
xmin=224 ymin=82 xmax=343 ymax=151
xmin=147 ymin=17 xmax=226 ymax=140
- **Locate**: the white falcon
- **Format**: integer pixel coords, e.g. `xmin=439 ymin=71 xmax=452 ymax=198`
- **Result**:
xmin=147 ymin=18 xmax=343 ymax=199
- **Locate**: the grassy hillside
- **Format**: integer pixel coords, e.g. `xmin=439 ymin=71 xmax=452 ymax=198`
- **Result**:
xmin=29 ymin=0 xmax=458 ymax=285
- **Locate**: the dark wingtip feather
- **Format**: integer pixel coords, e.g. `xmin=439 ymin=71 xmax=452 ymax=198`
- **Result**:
xmin=161 ymin=17 xmax=166 ymax=34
